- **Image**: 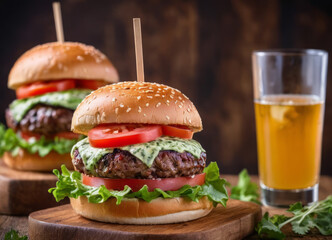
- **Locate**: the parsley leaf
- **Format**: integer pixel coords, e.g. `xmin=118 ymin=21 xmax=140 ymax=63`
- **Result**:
xmin=256 ymin=195 xmax=332 ymax=239
xmin=230 ymin=169 xmax=261 ymax=204
xmin=256 ymin=213 xmax=286 ymax=240
xmin=4 ymin=229 xmax=28 ymax=240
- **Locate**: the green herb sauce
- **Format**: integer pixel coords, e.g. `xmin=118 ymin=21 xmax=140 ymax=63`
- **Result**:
xmin=71 ymin=136 xmax=206 ymax=171
xmin=10 ymin=89 xmax=91 ymax=122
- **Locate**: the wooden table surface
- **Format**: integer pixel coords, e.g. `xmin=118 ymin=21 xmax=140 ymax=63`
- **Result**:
xmin=0 ymin=175 xmax=331 ymax=239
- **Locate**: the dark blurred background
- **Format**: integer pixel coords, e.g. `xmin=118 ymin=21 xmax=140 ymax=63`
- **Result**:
xmin=0 ymin=0 xmax=331 ymax=176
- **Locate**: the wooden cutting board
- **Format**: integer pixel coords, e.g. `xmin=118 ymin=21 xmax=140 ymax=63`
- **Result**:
xmin=28 ymin=199 xmax=261 ymax=240
xmin=0 ymin=161 xmax=68 ymax=215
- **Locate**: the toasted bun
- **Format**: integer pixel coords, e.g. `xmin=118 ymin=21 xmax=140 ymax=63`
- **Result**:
xmin=8 ymin=42 xmax=119 ymax=89
xmin=72 ymin=82 xmax=202 ymax=134
xmin=70 ymin=196 xmax=213 ymax=224
xmin=3 ymin=149 xmax=73 ymax=172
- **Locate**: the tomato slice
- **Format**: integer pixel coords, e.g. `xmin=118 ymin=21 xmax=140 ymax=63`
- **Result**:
xmin=16 ymin=79 xmax=107 ymax=99
xmin=16 ymin=80 xmax=75 ymax=99
xmin=82 ymin=173 xmax=206 ymax=192
xmin=162 ymin=125 xmax=193 ymax=139
xmin=88 ymin=124 xmax=162 ymax=148
xmin=76 ymin=80 xmax=107 ymax=90
xmin=20 ymin=131 xmax=41 ymax=141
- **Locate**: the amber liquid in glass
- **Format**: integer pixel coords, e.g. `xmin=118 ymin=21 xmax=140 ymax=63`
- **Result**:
xmin=255 ymin=95 xmax=324 ymax=190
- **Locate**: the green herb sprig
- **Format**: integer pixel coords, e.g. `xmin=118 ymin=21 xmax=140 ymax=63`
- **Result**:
xmin=256 ymin=195 xmax=332 ymax=239
xmin=4 ymin=229 xmax=28 ymax=240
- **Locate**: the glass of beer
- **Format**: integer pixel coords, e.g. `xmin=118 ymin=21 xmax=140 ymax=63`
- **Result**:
xmin=252 ymin=49 xmax=328 ymax=207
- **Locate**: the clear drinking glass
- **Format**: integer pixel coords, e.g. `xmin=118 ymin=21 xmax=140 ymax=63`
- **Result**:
xmin=252 ymin=49 xmax=328 ymax=207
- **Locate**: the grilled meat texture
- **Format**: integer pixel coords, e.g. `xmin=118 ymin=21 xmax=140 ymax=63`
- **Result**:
xmin=73 ymin=149 xmax=206 ymax=179
xmin=6 ymin=105 xmax=73 ymax=137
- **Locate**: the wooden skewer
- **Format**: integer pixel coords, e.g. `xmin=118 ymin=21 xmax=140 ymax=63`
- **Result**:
xmin=52 ymin=2 xmax=65 ymax=42
xmin=133 ymin=18 xmax=145 ymax=82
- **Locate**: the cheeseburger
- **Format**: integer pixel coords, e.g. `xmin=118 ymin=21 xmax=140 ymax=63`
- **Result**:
xmin=0 ymin=42 xmax=119 ymax=171
xmin=50 ymin=81 xmax=228 ymax=224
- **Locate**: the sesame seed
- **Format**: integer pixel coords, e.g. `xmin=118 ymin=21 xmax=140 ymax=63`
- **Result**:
xmin=120 ymin=103 xmax=124 ymax=108
xmin=166 ymin=115 xmax=170 ymax=120
xmin=112 ymin=97 xmax=117 ymax=102
xmin=126 ymin=108 xmax=131 ymax=112
xmin=178 ymin=96 xmax=182 ymax=100
xmin=162 ymin=95 xmax=165 ymax=98
xmin=138 ymin=106 xmax=142 ymax=113
xmin=155 ymin=94 xmax=160 ymax=97
xmin=137 ymin=96 xmax=141 ymax=100
xmin=77 ymin=55 xmax=84 ymax=61
xmin=187 ymin=108 xmax=191 ymax=112
xmin=143 ymin=113 xmax=147 ymax=117
xmin=147 ymin=96 xmax=153 ymax=99
xmin=188 ymin=119 xmax=192 ymax=123
xmin=146 ymin=103 xmax=149 ymax=107
xmin=178 ymin=105 xmax=183 ymax=108
xmin=171 ymin=90 xmax=175 ymax=94
xmin=170 ymin=95 xmax=174 ymax=99
xmin=115 ymin=108 xmax=119 ymax=114
xmin=156 ymin=102 xmax=161 ymax=107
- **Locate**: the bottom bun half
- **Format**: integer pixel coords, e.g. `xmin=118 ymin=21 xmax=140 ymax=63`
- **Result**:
xmin=70 ymin=196 xmax=213 ymax=224
xmin=3 ymin=149 xmax=73 ymax=172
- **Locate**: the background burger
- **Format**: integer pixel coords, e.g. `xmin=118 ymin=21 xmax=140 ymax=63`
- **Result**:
xmin=0 ymin=42 xmax=119 ymax=171
xmin=50 ymin=81 xmax=228 ymax=224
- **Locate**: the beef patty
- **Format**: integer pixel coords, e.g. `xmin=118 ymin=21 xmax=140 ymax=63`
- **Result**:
xmin=73 ymin=149 xmax=206 ymax=179
xmin=6 ymin=105 xmax=73 ymax=137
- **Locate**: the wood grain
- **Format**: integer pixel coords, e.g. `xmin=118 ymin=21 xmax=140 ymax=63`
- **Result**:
xmin=28 ymin=199 xmax=261 ymax=240
xmin=0 ymin=161 xmax=68 ymax=215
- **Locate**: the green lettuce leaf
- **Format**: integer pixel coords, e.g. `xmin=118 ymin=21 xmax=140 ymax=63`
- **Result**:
xmin=0 ymin=124 xmax=83 ymax=157
xmin=230 ymin=169 xmax=261 ymax=204
xmin=10 ymin=89 xmax=91 ymax=122
xmin=49 ymin=162 xmax=229 ymax=206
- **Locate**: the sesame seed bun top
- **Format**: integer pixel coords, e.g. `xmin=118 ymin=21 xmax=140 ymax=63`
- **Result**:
xmin=8 ymin=42 xmax=119 ymax=89
xmin=71 ymin=81 xmax=202 ymax=135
